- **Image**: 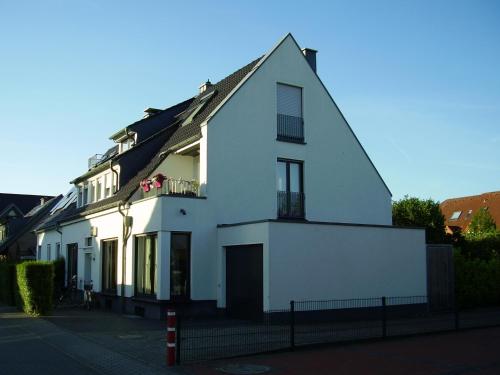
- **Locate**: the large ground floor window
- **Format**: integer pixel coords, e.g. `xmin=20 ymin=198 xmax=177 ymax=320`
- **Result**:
xmin=135 ymin=233 xmax=157 ymax=297
xmin=101 ymin=239 xmax=118 ymax=294
xmin=170 ymin=232 xmax=191 ymax=300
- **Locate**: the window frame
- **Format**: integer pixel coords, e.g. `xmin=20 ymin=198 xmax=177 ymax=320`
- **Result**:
xmin=101 ymin=238 xmax=118 ymax=295
xmin=170 ymin=232 xmax=191 ymax=301
xmin=276 ymin=82 xmax=305 ymax=144
xmin=134 ymin=233 xmax=158 ymax=299
xmin=277 ymin=158 xmax=305 ymax=218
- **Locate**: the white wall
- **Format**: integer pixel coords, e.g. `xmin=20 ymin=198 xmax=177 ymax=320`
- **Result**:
xmin=267 ymin=221 xmax=427 ymax=310
xmin=153 ymin=153 xmax=199 ymax=181
xmin=207 ymin=34 xmax=392 ymax=226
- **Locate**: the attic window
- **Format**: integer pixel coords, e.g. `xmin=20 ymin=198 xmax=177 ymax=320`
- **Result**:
xmin=181 ymin=90 xmax=215 ymax=127
xmin=450 ymin=211 xmax=461 ymax=220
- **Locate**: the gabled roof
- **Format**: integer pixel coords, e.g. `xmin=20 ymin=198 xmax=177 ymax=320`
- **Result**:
xmin=440 ymin=191 xmax=500 ymax=232
xmin=0 ymin=193 xmax=54 ymax=218
xmin=0 ymin=195 xmax=62 ymax=254
xmin=37 ymin=56 xmax=262 ymax=231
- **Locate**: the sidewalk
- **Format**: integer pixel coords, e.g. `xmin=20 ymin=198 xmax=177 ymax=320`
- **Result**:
xmin=0 ymin=304 xmax=180 ymax=375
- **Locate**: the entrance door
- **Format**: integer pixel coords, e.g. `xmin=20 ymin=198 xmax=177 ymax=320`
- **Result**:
xmin=84 ymin=253 xmax=92 ymax=288
xmin=67 ymin=243 xmax=78 ymax=287
xmin=226 ymin=245 xmax=263 ymax=320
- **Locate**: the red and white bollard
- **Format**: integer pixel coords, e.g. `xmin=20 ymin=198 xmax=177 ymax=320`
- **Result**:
xmin=167 ymin=309 xmax=176 ymax=366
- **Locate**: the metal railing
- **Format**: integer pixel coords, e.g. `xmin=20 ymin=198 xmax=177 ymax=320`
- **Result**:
xmin=175 ymin=295 xmax=500 ymax=363
xmin=277 ymin=113 xmax=304 ymax=142
xmin=88 ymin=154 xmax=104 ymax=169
xmin=140 ymin=178 xmax=200 ymax=199
xmin=277 ymin=191 xmax=305 ymax=218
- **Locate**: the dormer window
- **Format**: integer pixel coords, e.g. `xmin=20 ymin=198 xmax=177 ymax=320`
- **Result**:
xmin=120 ymin=136 xmax=135 ymax=153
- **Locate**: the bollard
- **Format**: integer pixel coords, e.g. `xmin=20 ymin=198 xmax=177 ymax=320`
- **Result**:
xmin=167 ymin=309 xmax=176 ymax=366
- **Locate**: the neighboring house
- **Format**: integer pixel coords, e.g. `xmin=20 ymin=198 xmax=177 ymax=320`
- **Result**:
xmin=440 ymin=191 xmax=500 ymax=234
xmin=0 ymin=193 xmax=59 ymax=260
xmin=35 ymin=34 xmax=427 ymax=319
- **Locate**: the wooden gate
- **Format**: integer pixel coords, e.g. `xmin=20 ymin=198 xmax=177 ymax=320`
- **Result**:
xmin=426 ymin=244 xmax=454 ymax=311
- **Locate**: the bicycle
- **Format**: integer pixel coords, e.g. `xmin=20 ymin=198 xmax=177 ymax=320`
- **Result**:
xmin=55 ymin=275 xmax=78 ymax=308
xmin=83 ymin=280 xmax=95 ymax=311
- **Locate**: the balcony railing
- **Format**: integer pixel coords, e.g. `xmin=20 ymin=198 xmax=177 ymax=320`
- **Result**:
xmin=277 ymin=114 xmax=304 ymax=142
xmin=88 ymin=154 xmax=104 ymax=169
xmin=277 ymin=191 xmax=305 ymax=219
xmin=140 ymin=178 xmax=201 ymax=199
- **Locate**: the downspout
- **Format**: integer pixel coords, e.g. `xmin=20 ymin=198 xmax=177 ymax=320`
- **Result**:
xmin=118 ymin=200 xmax=132 ymax=313
xmin=111 ymin=161 xmax=119 ymax=194
xmin=55 ymin=222 xmax=63 ymax=256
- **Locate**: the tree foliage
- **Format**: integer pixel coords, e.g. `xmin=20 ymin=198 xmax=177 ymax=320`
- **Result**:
xmin=467 ymin=207 xmax=497 ymax=238
xmin=392 ymin=196 xmax=447 ymax=244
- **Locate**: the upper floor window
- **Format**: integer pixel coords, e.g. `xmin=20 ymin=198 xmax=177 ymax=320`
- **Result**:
xmin=277 ymin=83 xmax=304 ymax=143
xmin=277 ymin=159 xmax=305 ymax=218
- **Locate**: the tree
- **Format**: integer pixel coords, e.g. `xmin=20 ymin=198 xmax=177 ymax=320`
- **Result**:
xmin=467 ymin=207 xmax=497 ymax=238
xmin=392 ymin=196 xmax=447 ymax=244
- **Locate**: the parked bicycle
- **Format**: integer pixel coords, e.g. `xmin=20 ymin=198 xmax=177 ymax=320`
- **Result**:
xmin=55 ymin=275 xmax=78 ymax=308
xmin=83 ymin=280 xmax=95 ymax=311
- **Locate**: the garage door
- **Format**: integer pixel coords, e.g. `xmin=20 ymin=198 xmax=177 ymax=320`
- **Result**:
xmin=226 ymin=245 xmax=263 ymax=320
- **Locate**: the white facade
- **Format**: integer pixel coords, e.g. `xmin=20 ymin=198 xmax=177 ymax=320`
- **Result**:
xmin=36 ymin=34 xmax=426 ymax=317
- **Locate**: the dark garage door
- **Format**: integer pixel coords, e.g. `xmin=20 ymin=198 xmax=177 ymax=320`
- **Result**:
xmin=226 ymin=245 xmax=263 ymax=320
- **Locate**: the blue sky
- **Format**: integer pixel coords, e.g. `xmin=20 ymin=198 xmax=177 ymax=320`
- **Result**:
xmin=0 ymin=0 xmax=498 ymax=202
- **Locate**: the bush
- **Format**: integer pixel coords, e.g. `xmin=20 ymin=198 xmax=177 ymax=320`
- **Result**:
xmin=454 ymin=249 xmax=500 ymax=308
xmin=52 ymin=258 xmax=65 ymax=298
xmin=16 ymin=261 xmax=54 ymax=316
xmin=0 ymin=262 xmax=17 ymax=305
xmin=460 ymin=231 xmax=500 ymax=261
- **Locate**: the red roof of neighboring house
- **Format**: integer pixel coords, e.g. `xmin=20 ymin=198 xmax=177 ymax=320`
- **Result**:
xmin=440 ymin=191 xmax=500 ymax=232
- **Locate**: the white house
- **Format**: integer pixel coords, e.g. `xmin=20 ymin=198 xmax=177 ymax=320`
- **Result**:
xmin=35 ymin=34 xmax=427 ymax=319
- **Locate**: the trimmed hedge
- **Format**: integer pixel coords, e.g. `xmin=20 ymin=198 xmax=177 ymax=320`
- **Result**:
xmin=454 ymin=250 xmax=500 ymax=308
xmin=0 ymin=262 xmax=17 ymax=305
xmin=16 ymin=261 xmax=54 ymax=316
xmin=460 ymin=232 xmax=500 ymax=260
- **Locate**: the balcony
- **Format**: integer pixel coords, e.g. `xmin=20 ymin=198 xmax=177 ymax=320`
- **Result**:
xmin=88 ymin=154 xmax=104 ymax=169
xmin=277 ymin=114 xmax=304 ymax=143
xmin=277 ymin=191 xmax=305 ymax=219
xmin=140 ymin=178 xmax=201 ymax=200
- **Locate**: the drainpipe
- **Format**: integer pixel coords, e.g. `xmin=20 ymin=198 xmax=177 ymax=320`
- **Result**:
xmin=111 ymin=161 xmax=119 ymax=194
xmin=55 ymin=222 xmax=63 ymax=256
xmin=118 ymin=200 xmax=132 ymax=313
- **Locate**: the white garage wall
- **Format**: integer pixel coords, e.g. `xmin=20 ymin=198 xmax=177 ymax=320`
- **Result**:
xmin=268 ymin=221 xmax=427 ymax=310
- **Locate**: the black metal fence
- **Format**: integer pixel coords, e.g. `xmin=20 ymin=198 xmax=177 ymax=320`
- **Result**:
xmin=277 ymin=113 xmax=304 ymax=142
xmin=277 ymin=191 xmax=305 ymax=219
xmin=176 ymin=296 xmax=500 ymax=364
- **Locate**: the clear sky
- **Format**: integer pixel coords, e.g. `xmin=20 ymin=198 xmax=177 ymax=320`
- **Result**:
xmin=0 ymin=0 xmax=498 ymax=202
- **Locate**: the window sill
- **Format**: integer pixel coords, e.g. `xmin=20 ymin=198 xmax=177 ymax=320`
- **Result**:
xmin=132 ymin=295 xmax=158 ymax=303
xmin=276 ymin=137 xmax=306 ymax=145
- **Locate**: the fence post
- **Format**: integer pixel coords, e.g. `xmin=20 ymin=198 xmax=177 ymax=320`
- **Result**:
xmin=176 ymin=313 xmax=181 ymax=365
xmin=290 ymin=300 xmax=295 ymax=351
xmin=382 ymin=296 xmax=387 ymax=338
xmin=167 ymin=309 xmax=176 ymax=367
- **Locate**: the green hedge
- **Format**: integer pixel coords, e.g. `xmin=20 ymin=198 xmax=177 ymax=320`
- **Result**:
xmin=454 ymin=250 xmax=500 ymax=308
xmin=0 ymin=262 xmax=17 ymax=305
xmin=460 ymin=232 xmax=500 ymax=260
xmin=16 ymin=261 xmax=54 ymax=316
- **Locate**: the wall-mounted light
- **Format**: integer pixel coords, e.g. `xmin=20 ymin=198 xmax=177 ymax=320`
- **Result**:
xmin=180 ymin=209 xmax=186 ymax=215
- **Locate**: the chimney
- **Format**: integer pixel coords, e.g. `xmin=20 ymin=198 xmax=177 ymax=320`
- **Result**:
xmin=40 ymin=197 xmax=46 ymax=206
xmin=301 ymin=48 xmax=317 ymax=73
xmin=199 ymin=80 xmax=212 ymax=94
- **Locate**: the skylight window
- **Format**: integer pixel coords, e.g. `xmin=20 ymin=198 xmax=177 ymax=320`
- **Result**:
xmin=450 ymin=211 xmax=461 ymax=220
xmin=181 ymin=90 xmax=215 ymax=127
